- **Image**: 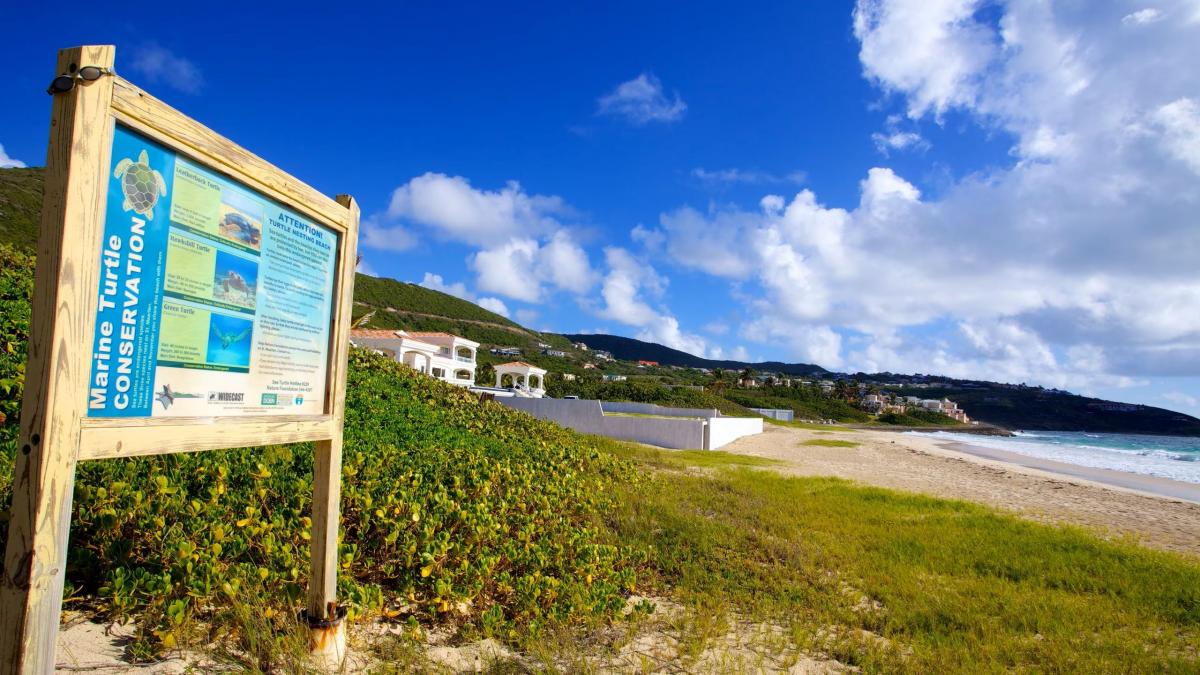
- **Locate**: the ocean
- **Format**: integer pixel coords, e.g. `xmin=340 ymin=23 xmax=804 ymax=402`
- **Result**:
xmin=915 ymin=430 xmax=1200 ymax=485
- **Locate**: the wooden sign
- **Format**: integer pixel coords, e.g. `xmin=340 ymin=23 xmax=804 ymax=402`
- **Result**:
xmin=0 ymin=45 xmax=359 ymax=673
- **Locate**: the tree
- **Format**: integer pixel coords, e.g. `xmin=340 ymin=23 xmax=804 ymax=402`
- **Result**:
xmin=476 ymin=362 xmax=495 ymax=386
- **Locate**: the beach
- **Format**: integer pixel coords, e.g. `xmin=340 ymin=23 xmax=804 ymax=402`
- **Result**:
xmin=721 ymin=424 xmax=1200 ymax=556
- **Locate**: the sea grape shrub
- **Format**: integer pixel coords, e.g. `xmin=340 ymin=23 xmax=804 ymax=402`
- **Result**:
xmin=4 ymin=347 xmax=644 ymax=649
xmin=0 ymin=245 xmax=34 ymax=515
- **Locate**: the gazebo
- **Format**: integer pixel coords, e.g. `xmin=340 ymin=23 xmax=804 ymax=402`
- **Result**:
xmin=494 ymin=361 xmax=547 ymax=397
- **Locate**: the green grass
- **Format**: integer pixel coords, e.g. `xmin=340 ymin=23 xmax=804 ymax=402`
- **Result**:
xmin=801 ymin=439 xmax=859 ymax=448
xmin=608 ymin=453 xmax=1200 ymax=672
xmin=604 ymin=445 xmax=781 ymax=471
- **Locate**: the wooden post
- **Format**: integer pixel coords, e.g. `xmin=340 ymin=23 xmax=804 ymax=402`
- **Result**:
xmin=0 ymin=45 xmax=117 ymax=675
xmin=304 ymin=195 xmax=358 ymax=665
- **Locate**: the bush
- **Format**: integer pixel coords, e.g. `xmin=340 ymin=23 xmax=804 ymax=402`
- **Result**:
xmin=549 ymin=379 xmax=754 ymax=416
xmin=1 ymin=255 xmax=647 ymax=650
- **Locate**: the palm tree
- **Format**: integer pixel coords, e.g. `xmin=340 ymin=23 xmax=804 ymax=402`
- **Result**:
xmin=708 ymin=369 xmax=728 ymax=394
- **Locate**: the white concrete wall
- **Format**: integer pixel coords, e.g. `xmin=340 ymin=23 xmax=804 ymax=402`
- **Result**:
xmin=499 ymin=398 xmax=707 ymax=449
xmin=706 ymin=417 xmax=764 ymax=450
xmin=600 ymin=401 xmax=719 ymax=418
xmin=749 ymin=407 xmax=794 ymax=422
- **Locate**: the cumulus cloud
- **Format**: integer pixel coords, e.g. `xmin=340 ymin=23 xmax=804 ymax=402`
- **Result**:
xmin=0 ymin=144 xmax=25 ymax=169
xmin=418 ymin=272 xmax=510 ymax=318
xmin=477 ymin=297 xmax=510 ymax=317
xmin=384 ymin=173 xmax=570 ymax=247
xmin=871 ymin=115 xmax=930 ymax=155
xmin=641 ymin=0 xmax=1200 ymax=386
xmin=596 ymin=248 xmax=708 ymax=357
xmin=597 ymin=73 xmax=687 ymax=125
xmin=419 ymin=273 xmax=473 ymax=300
xmin=471 ymin=231 xmax=597 ymax=302
xmin=129 ymin=44 xmax=203 ymax=94
xmin=365 ymin=173 xmax=596 ymax=303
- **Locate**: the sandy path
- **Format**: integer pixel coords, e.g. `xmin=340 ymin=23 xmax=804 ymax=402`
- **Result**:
xmin=720 ymin=425 xmax=1200 ymax=556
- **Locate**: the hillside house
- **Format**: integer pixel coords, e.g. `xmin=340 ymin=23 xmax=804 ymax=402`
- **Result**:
xmin=862 ymin=394 xmax=886 ymax=413
xmin=350 ymin=329 xmax=480 ymax=387
xmin=493 ymin=361 xmax=547 ymax=398
xmin=542 ymin=348 xmax=568 ymax=357
xmin=573 ymin=342 xmax=589 ymax=351
xmin=638 ymin=360 xmax=660 ymax=367
xmin=603 ymin=374 xmax=627 ymax=382
xmin=491 ymin=347 xmax=522 ymax=357
xmin=594 ymin=351 xmax=614 ymax=361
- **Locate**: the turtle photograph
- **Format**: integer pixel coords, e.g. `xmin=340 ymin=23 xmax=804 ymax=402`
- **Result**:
xmin=205 ymin=313 xmax=253 ymax=368
xmin=216 ymin=189 xmax=264 ymax=251
xmin=211 ymin=250 xmax=258 ymax=310
xmin=113 ymin=149 xmax=167 ymax=220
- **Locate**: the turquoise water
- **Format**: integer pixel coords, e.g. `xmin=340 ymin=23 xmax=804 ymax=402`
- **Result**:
xmin=920 ymin=430 xmax=1200 ymax=484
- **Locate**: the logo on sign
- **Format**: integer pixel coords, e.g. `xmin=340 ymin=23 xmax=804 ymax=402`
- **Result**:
xmin=261 ymin=393 xmax=278 ymax=405
xmin=208 ymin=391 xmax=245 ymax=403
xmin=113 ymin=149 xmax=167 ymax=220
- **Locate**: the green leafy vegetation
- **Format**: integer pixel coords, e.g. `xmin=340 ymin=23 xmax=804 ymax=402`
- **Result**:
xmin=801 ymin=439 xmax=859 ymax=448
xmin=611 ymin=449 xmax=1200 ymax=672
xmin=723 ymin=388 xmax=873 ymax=423
xmin=548 ymin=379 xmax=755 ymax=417
xmin=1 ymin=345 xmax=647 ymax=651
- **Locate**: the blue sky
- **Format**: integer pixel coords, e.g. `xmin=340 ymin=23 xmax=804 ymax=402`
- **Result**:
xmin=3 ymin=1 xmax=1200 ymax=417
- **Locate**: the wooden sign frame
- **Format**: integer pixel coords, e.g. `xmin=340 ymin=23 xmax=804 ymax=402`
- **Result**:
xmin=0 ymin=45 xmax=359 ymax=674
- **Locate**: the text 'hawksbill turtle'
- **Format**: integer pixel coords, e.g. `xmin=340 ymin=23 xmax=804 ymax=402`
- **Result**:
xmin=114 ymin=150 xmax=167 ymax=219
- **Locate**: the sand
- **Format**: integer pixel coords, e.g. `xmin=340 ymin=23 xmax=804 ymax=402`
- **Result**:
xmin=719 ymin=424 xmax=1200 ymax=556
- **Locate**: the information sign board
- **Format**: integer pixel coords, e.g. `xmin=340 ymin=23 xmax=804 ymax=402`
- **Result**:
xmin=88 ymin=125 xmax=339 ymax=418
xmin=0 ymin=46 xmax=359 ymax=674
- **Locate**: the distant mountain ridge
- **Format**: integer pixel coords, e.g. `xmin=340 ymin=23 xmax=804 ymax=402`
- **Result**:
xmin=562 ymin=333 xmax=828 ymax=376
xmin=565 ymin=333 xmax=1200 ymax=436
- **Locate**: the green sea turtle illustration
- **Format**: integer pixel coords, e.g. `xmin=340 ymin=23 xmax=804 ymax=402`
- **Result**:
xmin=113 ymin=149 xmax=167 ymax=219
xmin=212 ymin=323 xmax=252 ymax=349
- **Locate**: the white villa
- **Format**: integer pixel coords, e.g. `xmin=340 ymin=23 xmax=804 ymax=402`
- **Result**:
xmin=350 ymin=329 xmax=480 ymax=387
xmin=493 ymin=361 xmax=547 ymax=397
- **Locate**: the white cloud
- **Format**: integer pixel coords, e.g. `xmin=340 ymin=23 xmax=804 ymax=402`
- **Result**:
xmin=853 ymin=0 xmax=998 ymax=118
xmin=419 ymin=272 xmax=472 ymax=301
xmin=1122 ymin=8 xmax=1164 ymax=25
xmin=1152 ymin=98 xmax=1200 ymax=174
xmin=471 ymin=239 xmax=544 ymax=303
xmin=0 ymin=144 xmax=26 ymax=169
xmin=597 ymin=73 xmax=687 ymax=125
xmin=871 ymin=114 xmax=930 ymax=156
xmin=366 ymin=173 xmax=595 ymax=304
xmin=691 ymin=167 xmax=807 ymax=186
xmin=595 ymin=248 xmax=708 ymax=357
xmin=647 ymin=0 xmax=1200 ymax=385
xmin=470 ymin=231 xmax=597 ymax=302
xmin=128 ymin=44 xmax=203 ymax=94
xmin=418 ymin=273 xmax=509 ymax=318
xmin=477 ymin=297 xmax=510 ymax=317
xmin=871 ymin=130 xmax=928 ymax=155
xmin=384 ymin=173 xmax=570 ymax=247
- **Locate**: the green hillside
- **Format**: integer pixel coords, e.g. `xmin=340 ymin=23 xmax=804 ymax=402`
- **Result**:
xmin=0 ymin=168 xmax=43 ymax=251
